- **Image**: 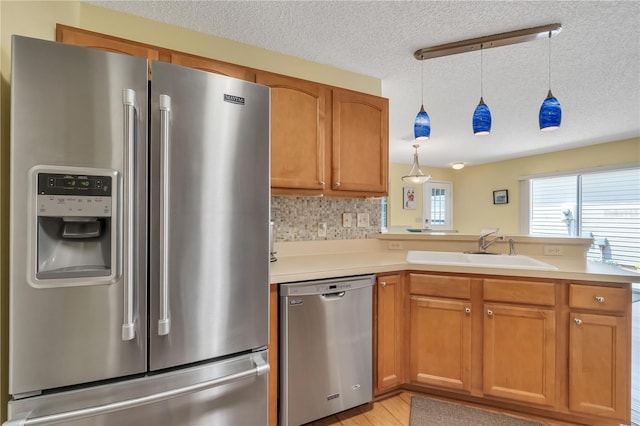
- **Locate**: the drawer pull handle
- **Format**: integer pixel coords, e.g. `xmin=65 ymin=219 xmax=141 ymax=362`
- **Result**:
xmin=465 ymin=307 xmax=471 ymax=314
xmin=595 ymin=296 xmax=605 ymax=303
xmin=574 ymin=318 xmax=583 ymax=325
xmin=487 ymin=309 xmax=493 ymax=317
xmin=380 ymin=281 xmax=386 ymax=287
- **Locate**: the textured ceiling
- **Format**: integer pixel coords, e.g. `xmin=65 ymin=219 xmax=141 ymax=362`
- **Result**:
xmin=86 ymin=0 xmax=640 ymax=167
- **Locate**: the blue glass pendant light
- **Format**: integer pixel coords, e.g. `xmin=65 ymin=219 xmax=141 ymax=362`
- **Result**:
xmin=473 ymin=97 xmax=492 ymax=135
xmin=473 ymin=45 xmax=491 ymax=136
xmin=414 ymin=105 xmax=431 ymax=140
xmin=414 ymin=56 xmax=431 ymax=140
xmin=539 ymin=31 xmax=561 ymax=131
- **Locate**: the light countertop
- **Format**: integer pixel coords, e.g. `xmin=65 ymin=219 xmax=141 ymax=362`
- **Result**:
xmin=270 ymin=238 xmax=640 ymax=285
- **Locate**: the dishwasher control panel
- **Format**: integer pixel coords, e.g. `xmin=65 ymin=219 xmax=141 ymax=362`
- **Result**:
xmin=279 ymin=274 xmax=374 ymax=297
xmin=287 ymin=282 xmax=352 ymax=295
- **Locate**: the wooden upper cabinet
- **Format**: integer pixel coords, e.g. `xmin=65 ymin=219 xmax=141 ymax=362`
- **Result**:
xmin=56 ymin=24 xmax=162 ymax=79
xmin=170 ymin=53 xmax=255 ymax=82
xmin=257 ymin=71 xmax=329 ymax=192
xmin=331 ymin=89 xmax=388 ymax=195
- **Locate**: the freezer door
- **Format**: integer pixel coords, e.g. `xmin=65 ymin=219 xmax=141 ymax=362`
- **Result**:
xmin=149 ymin=61 xmax=270 ymax=370
xmin=9 ymin=36 xmax=148 ymax=395
xmin=5 ymin=351 xmax=269 ymax=426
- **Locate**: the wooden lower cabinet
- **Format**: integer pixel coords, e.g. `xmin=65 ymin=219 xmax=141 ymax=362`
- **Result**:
xmin=568 ymin=283 xmax=630 ymax=423
xmin=409 ymin=296 xmax=472 ymax=392
xmin=482 ymin=303 xmax=556 ymax=406
xmin=374 ymin=274 xmax=404 ymax=395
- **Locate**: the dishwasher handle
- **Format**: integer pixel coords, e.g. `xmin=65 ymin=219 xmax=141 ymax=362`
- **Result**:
xmin=321 ymin=291 xmax=346 ymax=299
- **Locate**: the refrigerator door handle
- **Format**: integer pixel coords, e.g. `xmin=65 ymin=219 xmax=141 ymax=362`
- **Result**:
xmin=158 ymin=94 xmax=171 ymax=336
xmin=3 ymin=355 xmax=270 ymax=426
xmin=122 ymin=89 xmax=137 ymax=341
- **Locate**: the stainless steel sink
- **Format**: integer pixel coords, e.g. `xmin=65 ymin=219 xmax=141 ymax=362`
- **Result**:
xmin=406 ymin=251 xmax=558 ymax=271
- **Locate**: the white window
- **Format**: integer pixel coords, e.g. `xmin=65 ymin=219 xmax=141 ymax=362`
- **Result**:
xmin=525 ymin=167 xmax=640 ymax=268
xmin=423 ymin=181 xmax=453 ymax=230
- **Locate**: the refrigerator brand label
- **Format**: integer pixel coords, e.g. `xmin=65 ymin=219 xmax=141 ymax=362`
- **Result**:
xmin=224 ymin=94 xmax=245 ymax=105
xmin=327 ymin=393 xmax=340 ymax=401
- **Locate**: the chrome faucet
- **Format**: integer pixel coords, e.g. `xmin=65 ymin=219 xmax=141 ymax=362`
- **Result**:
xmin=478 ymin=229 xmax=504 ymax=253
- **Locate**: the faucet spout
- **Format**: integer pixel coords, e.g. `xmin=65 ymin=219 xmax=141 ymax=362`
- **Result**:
xmin=478 ymin=229 xmax=504 ymax=253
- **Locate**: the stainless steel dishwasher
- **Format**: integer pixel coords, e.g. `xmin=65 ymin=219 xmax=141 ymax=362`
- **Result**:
xmin=279 ymin=274 xmax=374 ymax=426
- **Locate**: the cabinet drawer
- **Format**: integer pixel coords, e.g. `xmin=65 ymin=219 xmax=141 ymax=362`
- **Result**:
xmin=569 ymin=284 xmax=628 ymax=313
xmin=409 ymin=274 xmax=471 ymax=299
xmin=483 ymin=279 xmax=555 ymax=306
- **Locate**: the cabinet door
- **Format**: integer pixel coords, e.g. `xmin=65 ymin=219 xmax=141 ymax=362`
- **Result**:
xmin=375 ymin=274 xmax=404 ymax=394
xmin=569 ymin=312 xmax=629 ymax=422
xmin=170 ymin=53 xmax=255 ymax=82
xmin=483 ymin=304 xmax=556 ymax=406
xmin=331 ymin=89 xmax=388 ymax=195
xmin=56 ymin=24 xmax=160 ymax=79
xmin=409 ymin=296 xmax=472 ymax=392
xmin=256 ymin=72 xmax=329 ymax=191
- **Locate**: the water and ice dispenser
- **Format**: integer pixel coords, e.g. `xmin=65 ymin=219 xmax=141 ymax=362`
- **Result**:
xmin=28 ymin=166 xmax=119 ymax=287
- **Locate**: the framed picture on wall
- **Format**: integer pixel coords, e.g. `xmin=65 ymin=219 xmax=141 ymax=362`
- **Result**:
xmin=493 ymin=189 xmax=508 ymax=204
xmin=403 ymin=187 xmax=416 ymax=209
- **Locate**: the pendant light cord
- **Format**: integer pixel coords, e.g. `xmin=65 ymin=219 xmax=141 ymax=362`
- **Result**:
xmin=480 ymin=44 xmax=484 ymax=98
xmin=547 ymin=31 xmax=552 ymax=91
xmin=421 ymin=55 xmax=425 ymax=106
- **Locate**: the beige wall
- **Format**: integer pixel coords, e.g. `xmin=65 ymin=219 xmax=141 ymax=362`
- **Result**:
xmin=388 ymin=162 xmax=455 ymax=228
xmin=388 ymin=137 xmax=640 ymax=235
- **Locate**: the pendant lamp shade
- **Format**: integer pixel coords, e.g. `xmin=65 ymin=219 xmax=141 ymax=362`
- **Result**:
xmin=539 ymin=31 xmax=561 ymax=131
xmin=473 ymin=97 xmax=492 ymax=135
xmin=402 ymin=144 xmax=431 ymax=184
xmin=539 ymin=90 xmax=561 ymax=131
xmin=414 ymin=105 xmax=431 ymax=140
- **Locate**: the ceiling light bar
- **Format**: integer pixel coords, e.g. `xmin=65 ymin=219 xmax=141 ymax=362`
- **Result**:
xmin=414 ymin=23 xmax=562 ymax=60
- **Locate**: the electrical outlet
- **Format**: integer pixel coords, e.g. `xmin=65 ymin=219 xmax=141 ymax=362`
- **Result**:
xmin=543 ymin=245 xmax=563 ymax=256
xmin=357 ymin=213 xmax=369 ymax=227
xmin=342 ymin=213 xmax=353 ymax=228
xmin=317 ymin=222 xmax=327 ymax=237
xmin=389 ymin=241 xmax=403 ymax=250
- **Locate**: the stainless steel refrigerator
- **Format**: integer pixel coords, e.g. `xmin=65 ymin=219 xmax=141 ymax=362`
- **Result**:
xmin=6 ymin=35 xmax=271 ymax=425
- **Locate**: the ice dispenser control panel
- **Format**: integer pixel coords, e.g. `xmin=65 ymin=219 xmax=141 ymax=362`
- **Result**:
xmin=37 ymin=173 xmax=112 ymax=217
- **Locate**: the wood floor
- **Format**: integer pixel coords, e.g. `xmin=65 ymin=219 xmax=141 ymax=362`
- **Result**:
xmin=304 ymin=392 xmax=582 ymax=426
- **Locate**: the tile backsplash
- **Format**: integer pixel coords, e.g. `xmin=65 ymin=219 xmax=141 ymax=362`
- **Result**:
xmin=271 ymin=196 xmax=382 ymax=241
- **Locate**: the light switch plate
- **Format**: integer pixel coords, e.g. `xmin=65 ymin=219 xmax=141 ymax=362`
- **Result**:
xmin=342 ymin=213 xmax=353 ymax=228
xmin=357 ymin=213 xmax=369 ymax=227
xmin=317 ymin=222 xmax=327 ymax=237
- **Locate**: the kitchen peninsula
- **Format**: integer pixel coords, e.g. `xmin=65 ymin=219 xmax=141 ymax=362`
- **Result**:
xmin=270 ymin=235 xmax=638 ymax=426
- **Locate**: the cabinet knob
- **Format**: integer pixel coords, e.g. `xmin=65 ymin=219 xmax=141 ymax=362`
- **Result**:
xmin=380 ymin=281 xmax=386 ymax=287
xmin=319 ymin=181 xmax=325 ymax=186
xmin=594 ymin=296 xmax=605 ymax=303
xmin=465 ymin=307 xmax=471 ymax=314
xmin=487 ymin=309 xmax=493 ymax=317
xmin=334 ymin=182 xmax=341 ymax=188
xmin=574 ymin=318 xmax=583 ymax=325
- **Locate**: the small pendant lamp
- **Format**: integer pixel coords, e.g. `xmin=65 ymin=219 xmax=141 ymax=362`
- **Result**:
xmin=472 ymin=44 xmax=491 ymax=135
xmin=539 ymin=31 xmax=562 ymax=131
xmin=414 ymin=56 xmax=431 ymax=140
xmin=402 ymin=144 xmax=431 ymax=184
